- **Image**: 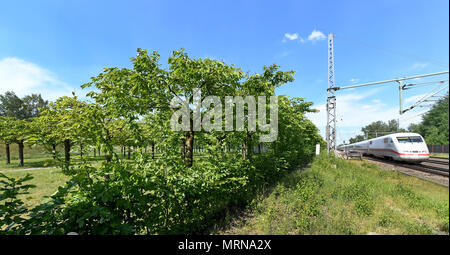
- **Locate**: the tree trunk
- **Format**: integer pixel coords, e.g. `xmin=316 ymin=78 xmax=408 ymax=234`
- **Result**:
xmin=52 ymin=144 xmax=57 ymax=159
xmin=181 ymin=138 xmax=186 ymax=161
xmin=151 ymin=142 xmax=155 ymax=160
xmin=64 ymin=139 xmax=71 ymax=162
xmin=127 ymin=146 xmax=131 ymax=160
xmin=18 ymin=141 xmax=24 ymax=167
xmin=185 ymin=130 xmax=194 ymax=167
xmin=247 ymin=132 xmax=253 ymax=160
xmin=80 ymin=143 xmax=84 ymax=157
xmin=5 ymin=144 xmax=10 ymax=165
xmin=94 ymin=148 xmax=96 ymax=157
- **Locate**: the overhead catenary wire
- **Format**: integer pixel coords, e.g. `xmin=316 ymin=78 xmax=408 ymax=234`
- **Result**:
xmin=326 ymin=33 xmax=449 ymax=150
xmin=403 ymin=79 xmax=449 ymax=89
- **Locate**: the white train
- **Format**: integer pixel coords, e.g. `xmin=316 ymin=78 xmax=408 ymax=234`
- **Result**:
xmin=339 ymin=133 xmax=430 ymax=162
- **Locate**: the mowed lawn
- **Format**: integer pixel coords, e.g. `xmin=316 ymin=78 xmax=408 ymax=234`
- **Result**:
xmin=216 ymin=154 xmax=449 ymax=235
xmin=0 ymin=144 xmax=172 ymax=170
xmin=0 ymin=144 xmax=112 ymax=170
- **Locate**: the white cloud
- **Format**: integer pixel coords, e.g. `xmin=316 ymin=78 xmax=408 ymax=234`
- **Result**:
xmin=282 ymin=30 xmax=326 ymax=44
xmin=0 ymin=57 xmax=76 ymax=101
xmin=284 ymin=33 xmax=299 ymax=41
xmin=307 ymin=29 xmax=326 ymax=42
xmin=350 ymin=78 xmax=359 ymax=83
xmin=411 ymin=62 xmax=429 ymax=70
xmin=306 ymin=88 xmax=425 ymax=144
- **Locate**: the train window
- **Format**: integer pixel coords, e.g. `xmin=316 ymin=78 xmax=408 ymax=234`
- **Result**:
xmin=369 ymin=141 xmax=372 ymax=144
xmin=396 ymin=136 xmax=423 ymax=143
xmin=397 ymin=137 xmax=409 ymax=143
xmin=410 ymin=136 xmax=423 ymax=143
xmin=384 ymin=138 xmax=388 ymax=143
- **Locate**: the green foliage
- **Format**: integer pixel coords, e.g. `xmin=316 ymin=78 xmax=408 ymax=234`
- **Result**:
xmin=408 ymin=94 xmax=449 ymax=145
xmin=0 ymin=48 xmax=325 ymax=234
xmin=0 ymin=173 xmax=35 ymax=234
xmin=0 ymin=91 xmax=47 ymax=120
xmin=348 ymin=119 xmax=406 ymax=143
xmin=0 ymin=116 xmax=15 ymax=144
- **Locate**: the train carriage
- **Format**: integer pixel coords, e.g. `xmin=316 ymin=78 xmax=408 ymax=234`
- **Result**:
xmin=339 ymin=133 xmax=429 ymax=162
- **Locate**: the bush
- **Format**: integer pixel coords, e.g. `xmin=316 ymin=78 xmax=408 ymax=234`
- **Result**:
xmin=0 ymin=173 xmax=35 ymax=234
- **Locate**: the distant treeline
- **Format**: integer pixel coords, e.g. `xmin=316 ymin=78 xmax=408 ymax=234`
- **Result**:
xmin=408 ymin=93 xmax=449 ymax=145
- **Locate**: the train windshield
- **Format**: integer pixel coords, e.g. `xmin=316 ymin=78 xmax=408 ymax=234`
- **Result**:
xmin=396 ymin=136 xmax=423 ymax=143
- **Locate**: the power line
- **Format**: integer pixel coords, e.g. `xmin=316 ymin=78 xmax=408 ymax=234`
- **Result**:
xmin=403 ymin=79 xmax=449 ymax=89
xmin=399 ymin=111 xmax=428 ymax=123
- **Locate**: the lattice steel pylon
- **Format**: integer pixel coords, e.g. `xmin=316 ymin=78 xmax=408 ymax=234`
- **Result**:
xmin=326 ymin=33 xmax=337 ymax=151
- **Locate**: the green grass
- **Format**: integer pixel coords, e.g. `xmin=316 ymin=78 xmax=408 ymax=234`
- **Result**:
xmin=0 ymin=146 xmax=207 ymax=209
xmin=430 ymin=153 xmax=449 ymax=159
xmin=0 ymin=144 xmax=50 ymax=160
xmin=217 ymin=154 xmax=449 ymax=235
xmin=0 ymin=144 xmax=140 ymax=170
xmin=1 ymin=168 xmax=69 ymax=209
xmin=0 ymin=144 xmax=211 ymax=171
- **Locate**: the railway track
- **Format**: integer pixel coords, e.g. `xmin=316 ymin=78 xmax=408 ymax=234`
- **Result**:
xmin=428 ymin=157 xmax=449 ymax=165
xmin=363 ymin=156 xmax=449 ymax=177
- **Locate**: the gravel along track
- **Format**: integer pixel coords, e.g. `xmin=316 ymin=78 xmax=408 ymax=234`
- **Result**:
xmin=427 ymin=157 xmax=450 ymax=165
xmin=420 ymin=161 xmax=449 ymax=172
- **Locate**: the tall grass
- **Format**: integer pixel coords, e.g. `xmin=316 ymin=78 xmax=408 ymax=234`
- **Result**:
xmin=219 ymin=153 xmax=449 ymax=235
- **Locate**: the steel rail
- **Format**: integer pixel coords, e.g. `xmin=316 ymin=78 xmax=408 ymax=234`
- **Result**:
xmin=362 ymin=156 xmax=449 ymax=177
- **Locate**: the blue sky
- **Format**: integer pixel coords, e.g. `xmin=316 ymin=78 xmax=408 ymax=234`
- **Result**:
xmin=1 ymin=0 xmax=449 ymax=143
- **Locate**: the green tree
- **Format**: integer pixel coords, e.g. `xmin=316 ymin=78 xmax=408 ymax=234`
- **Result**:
xmin=167 ymin=49 xmax=244 ymax=166
xmin=0 ymin=117 xmax=15 ymax=164
xmin=38 ymin=96 xmax=95 ymax=163
xmin=349 ymin=135 xmax=365 ymax=144
xmin=1 ymin=48 xmax=325 ymax=235
xmin=349 ymin=119 xmax=406 ymax=143
xmin=0 ymin=91 xmax=48 ymax=120
xmin=0 ymin=91 xmax=24 ymax=119
xmin=0 ymin=92 xmax=48 ymax=166
xmin=408 ymin=94 xmax=449 ymax=145
xmin=0 ymin=119 xmax=34 ymax=167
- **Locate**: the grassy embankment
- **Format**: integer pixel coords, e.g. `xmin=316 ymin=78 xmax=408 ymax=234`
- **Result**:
xmin=217 ymin=153 xmax=449 ymax=235
xmin=430 ymin=153 xmax=449 ymax=159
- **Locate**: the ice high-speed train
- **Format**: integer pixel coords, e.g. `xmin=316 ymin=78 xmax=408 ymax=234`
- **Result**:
xmin=338 ymin=133 xmax=430 ymax=162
